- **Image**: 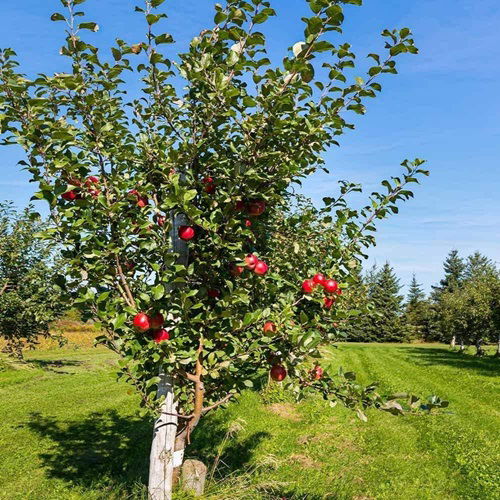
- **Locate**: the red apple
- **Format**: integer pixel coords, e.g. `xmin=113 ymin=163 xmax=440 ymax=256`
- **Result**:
xmin=247 ymin=200 xmax=266 ymax=216
xmin=263 ymin=321 xmax=277 ymax=333
xmin=153 ymin=328 xmax=170 ymax=343
xmin=310 ymin=365 xmax=323 ymax=380
xmin=62 ymin=190 xmax=80 ymax=201
xmin=245 ymin=219 xmax=252 ymax=227
xmin=133 ymin=313 xmax=151 ymax=332
xmin=150 ymin=313 xmax=164 ymax=330
xmin=84 ymin=175 xmax=99 ymax=187
xmin=254 ymin=260 xmax=268 ymax=275
xmin=270 ymin=364 xmax=287 ymax=381
xmin=230 ymin=264 xmax=244 ymax=277
xmin=302 ymin=279 xmax=315 ymax=293
xmin=313 ymin=273 xmax=326 ymax=286
xmin=202 ymin=177 xmax=216 ymax=193
xmin=129 ymin=189 xmax=149 ymax=208
xmin=323 ymin=297 xmax=335 ymax=309
xmin=137 ymin=196 xmax=148 ymax=208
xmin=323 ymin=279 xmax=338 ymax=294
xmin=208 ymin=289 xmax=220 ymax=298
xmin=178 ymin=225 xmax=195 ymax=241
xmin=245 ymin=254 xmax=259 ymax=270
xmin=156 ymin=215 xmax=166 ymax=227
xmin=336 ymin=288 xmax=342 ymax=296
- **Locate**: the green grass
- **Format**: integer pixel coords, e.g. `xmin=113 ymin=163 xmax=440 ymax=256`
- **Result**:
xmin=0 ymin=344 xmax=499 ymax=499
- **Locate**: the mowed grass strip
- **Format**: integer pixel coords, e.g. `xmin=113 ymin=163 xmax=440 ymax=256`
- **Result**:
xmin=0 ymin=343 xmax=498 ymax=499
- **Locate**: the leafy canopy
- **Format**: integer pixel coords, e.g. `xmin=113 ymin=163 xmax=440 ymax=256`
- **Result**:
xmin=0 ymin=0 xmax=429 ymax=426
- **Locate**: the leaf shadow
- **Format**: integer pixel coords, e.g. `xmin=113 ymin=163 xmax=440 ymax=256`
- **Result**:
xmin=23 ymin=410 xmax=151 ymax=496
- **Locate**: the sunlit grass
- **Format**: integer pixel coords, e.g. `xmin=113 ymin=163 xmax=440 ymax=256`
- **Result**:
xmin=0 ymin=341 xmax=498 ymax=499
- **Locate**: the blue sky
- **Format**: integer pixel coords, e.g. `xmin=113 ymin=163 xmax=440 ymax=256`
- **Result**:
xmin=1 ymin=0 xmax=499 ymax=294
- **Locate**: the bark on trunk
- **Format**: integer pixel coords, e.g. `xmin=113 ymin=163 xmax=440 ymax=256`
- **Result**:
xmin=450 ymin=335 xmax=456 ymax=350
xmin=496 ymin=333 xmax=500 ymax=357
xmin=148 ymin=373 xmax=178 ymax=500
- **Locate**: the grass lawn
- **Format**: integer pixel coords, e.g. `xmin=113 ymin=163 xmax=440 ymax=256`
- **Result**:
xmin=0 ymin=343 xmax=498 ymax=499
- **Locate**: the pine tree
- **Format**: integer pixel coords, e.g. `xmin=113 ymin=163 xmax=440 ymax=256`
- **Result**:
xmin=360 ymin=262 xmax=408 ymax=342
xmin=431 ymin=250 xmax=465 ymax=301
xmin=464 ymin=252 xmax=497 ymax=280
xmin=407 ymin=274 xmax=425 ymax=306
xmin=405 ymin=274 xmax=432 ymax=340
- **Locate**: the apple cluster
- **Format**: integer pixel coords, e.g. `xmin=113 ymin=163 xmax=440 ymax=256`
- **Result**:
xmin=133 ymin=312 xmax=170 ymax=343
xmin=61 ymin=175 xmax=100 ymax=201
xmin=302 ymin=273 xmax=342 ymax=309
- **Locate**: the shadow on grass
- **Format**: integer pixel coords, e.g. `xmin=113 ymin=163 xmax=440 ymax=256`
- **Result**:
xmin=400 ymin=347 xmax=499 ymax=377
xmin=24 ymin=410 xmax=151 ymax=495
xmin=185 ymin=410 xmax=271 ymax=477
xmin=28 ymin=359 xmax=83 ymax=374
xmin=24 ymin=407 xmax=271 ymax=496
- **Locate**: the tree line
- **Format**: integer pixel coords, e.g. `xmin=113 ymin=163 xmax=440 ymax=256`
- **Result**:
xmin=344 ymin=250 xmax=500 ymax=355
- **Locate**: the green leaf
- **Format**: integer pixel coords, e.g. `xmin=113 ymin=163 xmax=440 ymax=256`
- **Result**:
xmin=146 ymin=14 xmax=162 ymax=25
xmin=113 ymin=313 xmax=127 ymax=329
xmin=50 ymin=13 xmax=66 ymax=22
xmin=111 ymin=48 xmax=122 ymax=61
xmin=214 ymin=11 xmax=227 ymax=24
xmin=155 ymin=33 xmax=174 ymax=45
xmin=79 ymin=22 xmax=99 ymax=32
xmin=152 ymin=284 xmax=165 ymax=300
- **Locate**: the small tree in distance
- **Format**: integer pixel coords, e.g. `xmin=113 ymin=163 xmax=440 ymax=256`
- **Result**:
xmin=0 ymin=0 xmax=430 ymax=497
xmin=405 ymin=274 xmax=433 ymax=341
xmin=0 ymin=203 xmax=65 ymax=358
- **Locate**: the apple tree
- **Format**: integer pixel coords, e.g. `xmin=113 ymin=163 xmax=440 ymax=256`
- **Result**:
xmin=0 ymin=203 xmax=66 ymax=358
xmin=0 ymin=0 xmax=430 ymax=496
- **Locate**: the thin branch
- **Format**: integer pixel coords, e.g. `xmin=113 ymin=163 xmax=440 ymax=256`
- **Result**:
xmin=115 ymin=255 xmax=136 ymax=308
xmin=201 ymin=393 xmax=234 ymax=414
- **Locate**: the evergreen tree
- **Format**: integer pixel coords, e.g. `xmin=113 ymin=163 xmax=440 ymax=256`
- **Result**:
xmin=407 ymin=274 xmax=425 ymax=306
xmin=342 ymin=265 xmax=374 ymax=342
xmin=360 ymin=262 xmax=408 ymax=342
xmin=405 ymin=274 xmax=433 ymax=341
xmin=464 ymin=252 xmax=497 ymax=280
xmin=431 ymin=250 xmax=465 ymax=301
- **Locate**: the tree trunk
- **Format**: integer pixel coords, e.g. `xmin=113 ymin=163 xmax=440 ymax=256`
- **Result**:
xmin=450 ymin=335 xmax=456 ymax=350
xmin=496 ymin=332 xmax=500 ymax=357
xmin=459 ymin=336 xmax=465 ymax=353
xmin=148 ymin=210 xmax=189 ymax=499
xmin=475 ymin=338 xmax=484 ymax=357
xmin=148 ymin=373 xmax=178 ymax=500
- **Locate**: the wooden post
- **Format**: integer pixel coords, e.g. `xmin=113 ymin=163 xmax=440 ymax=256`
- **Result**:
xmin=148 ymin=372 xmax=178 ymax=500
xmin=181 ymin=459 xmax=207 ymax=496
xmin=148 ymin=211 xmax=189 ymax=500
